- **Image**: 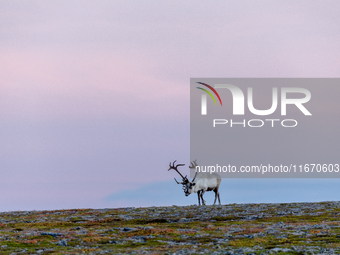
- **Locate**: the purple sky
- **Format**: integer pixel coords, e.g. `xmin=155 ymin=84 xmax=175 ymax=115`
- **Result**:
xmin=1 ymin=1 xmax=340 ymax=211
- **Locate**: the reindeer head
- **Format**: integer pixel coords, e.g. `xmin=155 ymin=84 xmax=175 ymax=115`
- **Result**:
xmin=168 ymin=160 xmax=189 ymax=185
xmin=182 ymin=160 xmax=198 ymax=196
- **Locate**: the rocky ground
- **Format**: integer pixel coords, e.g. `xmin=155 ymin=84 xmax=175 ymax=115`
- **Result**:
xmin=1 ymin=202 xmax=340 ymax=254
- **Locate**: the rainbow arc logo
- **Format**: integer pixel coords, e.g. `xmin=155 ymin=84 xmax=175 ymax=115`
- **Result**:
xmin=196 ymin=82 xmax=222 ymax=106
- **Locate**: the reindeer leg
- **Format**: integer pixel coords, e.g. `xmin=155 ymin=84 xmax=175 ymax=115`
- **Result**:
xmin=213 ymin=189 xmax=218 ymax=205
xmin=200 ymin=190 xmax=206 ymax=205
xmin=214 ymin=187 xmax=221 ymax=205
xmin=197 ymin=190 xmax=201 ymax=206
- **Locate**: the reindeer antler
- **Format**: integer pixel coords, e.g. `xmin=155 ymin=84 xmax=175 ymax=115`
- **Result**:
xmin=189 ymin=160 xmax=198 ymax=182
xmin=189 ymin=160 xmax=197 ymax=169
xmin=168 ymin=160 xmax=185 ymax=178
xmin=174 ymin=178 xmax=181 ymax=184
xmin=168 ymin=160 xmax=188 ymax=184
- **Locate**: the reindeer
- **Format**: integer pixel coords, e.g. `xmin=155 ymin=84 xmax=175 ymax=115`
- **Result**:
xmin=168 ymin=160 xmax=221 ymax=206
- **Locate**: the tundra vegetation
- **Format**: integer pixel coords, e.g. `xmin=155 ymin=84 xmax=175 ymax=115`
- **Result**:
xmin=0 ymin=202 xmax=340 ymax=254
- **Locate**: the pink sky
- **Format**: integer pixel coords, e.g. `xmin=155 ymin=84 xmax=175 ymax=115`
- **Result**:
xmin=0 ymin=1 xmax=340 ymax=210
